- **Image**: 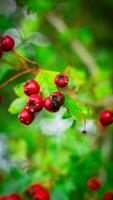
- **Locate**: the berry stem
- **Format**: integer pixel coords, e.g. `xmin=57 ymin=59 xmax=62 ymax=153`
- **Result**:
xmin=12 ymin=49 xmax=39 ymax=67
xmin=0 ymin=68 xmax=33 ymax=89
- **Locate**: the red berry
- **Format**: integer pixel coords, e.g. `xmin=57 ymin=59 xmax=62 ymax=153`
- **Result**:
xmin=23 ymin=80 xmax=40 ymax=96
xmin=28 ymin=183 xmax=44 ymax=196
xmin=8 ymin=194 xmax=21 ymax=200
xmin=1 ymin=35 xmax=14 ymax=51
xmin=18 ymin=108 xmax=34 ymax=125
xmin=28 ymin=183 xmax=50 ymax=200
xmin=103 ymin=191 xmax=113 ymax=200
xmin=44 ymin=96 xmax=60 ymax=112
xmin=33 ymin=189 xmax=50 ymax=200
xmin=51 ymin=92 xmax=65 ymax=106
xmin=55 ymin=73 xmax=68 ymax=88
xmin=87 ymin=177 xmax=101 ymax=190
xmin=99 ymin=110 xmax=113 ymax=126
xmin=26 ymin=94 xmax=43 ymax=113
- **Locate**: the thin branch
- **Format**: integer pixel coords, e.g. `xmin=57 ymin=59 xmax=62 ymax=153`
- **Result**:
xmin=46 ymin=12 xmax=99 ymax=76
xmin=1 ymin=58 xmax=21 ymax=68
xmin=12 ymin=49 xmax=39 ymax=67
xmin=0 ymin=68 xmax=33 ymax=89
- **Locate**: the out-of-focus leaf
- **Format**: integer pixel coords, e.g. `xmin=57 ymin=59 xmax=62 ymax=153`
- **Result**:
xmin=8 ymin=97 xmax=27 ymax=114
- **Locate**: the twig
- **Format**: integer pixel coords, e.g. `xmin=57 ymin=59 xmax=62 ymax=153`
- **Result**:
xmin=46 ymin=12 xmax=99 ymax=76
xmin=1 ymin=58 xmax=21 ymax=68
xmin=0 ymin=68 xmax=33 ymax=89
xmin=12 ymin=49 xmax=39 ymax=67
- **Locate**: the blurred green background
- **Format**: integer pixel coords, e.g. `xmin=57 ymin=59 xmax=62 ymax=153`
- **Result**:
xmin=0 ymin=0 xmax=113 ymax=199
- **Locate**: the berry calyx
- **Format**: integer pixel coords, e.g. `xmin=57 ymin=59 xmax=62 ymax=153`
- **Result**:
xmin=87 ymin=177 xmax=101 ymax=190
xmin=1 ymin=35 xmax=15 ymax=51
xmin=26 ymin=94 xmax=43 ymax=113
xmin=18 ymin=108 xmax=34 ymax=125
xmin=23 ymin=80 xmax=40 ymax=96
xmin=55 ymin=73 xmax=68 ymax=88
xmin=103 ymin=191 xmax=113 ymax=200
xmin=99 ymin=110 xmax=113 ymax=126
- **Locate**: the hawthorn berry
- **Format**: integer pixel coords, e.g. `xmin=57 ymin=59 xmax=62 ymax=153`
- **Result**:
xmin=1 ymin=35 xmax=15 ymax=51
xmin=23 ymin=80 xmax=40 ymax=96
xmin=28 ymin=183 xmax=44 ymax=196
xmin=87 ymin=177 xmax=101 ymax=190
xmin=50 ymin=92 xmax=65 ymax=106
xmin=99 ymin=110 xmax=113 ymax=126
xmin=55 ymin=73 xmax=68 ymax=88
xmin=33 ymin=189 xmax=50 ymax=200
xmin=103 ymin=191 xmax=113 ymax=200
xmin=28 ymin=183 xmax=50 ymax=200
xmin=26 ymin=94 xmax=43 ymax=112
xmin=18 ymin=108 xmax=34 ymax=125
xmin=44 ymin=96 xmax=60 ymax=112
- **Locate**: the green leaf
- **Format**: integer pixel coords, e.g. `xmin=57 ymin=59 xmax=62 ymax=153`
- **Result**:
xmin=14 ymin=82 xmax=25 ymax=97
xmin=65 ymin=95 xmax=90 ymax=121
xmin=8 ymin=97 xmax=27 ymax=114
xmin=35 ymin=70 xmax=58 ymax=96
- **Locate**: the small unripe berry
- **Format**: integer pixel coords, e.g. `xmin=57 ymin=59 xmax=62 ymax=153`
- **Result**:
xmin=18 ymin=108 xmax=34 ymax=125
xmin=26 ymin=94 xmax=43 ymax=113
xmin=87 ymin=177 xmax=101 ymax=190
xmin=55 ymin=73 xmax=68 ymax=88
xmin=1 ymin=35 xmax=15 ymax=51
xmin=44 ymin=96 xmax=60 ymax=112
xmin=8 ymin=193 xmax=21 ymax=200
xmin=23 ymin=80 xmax=40 ymax=96
xmin=103 ymin=191 xmax=113 ymax=200
xmin=99 ymin=110 xmax=113 ymax=126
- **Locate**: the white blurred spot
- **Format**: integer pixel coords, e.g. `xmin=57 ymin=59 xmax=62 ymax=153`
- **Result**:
xmin=0 ymin=0 xmax=17 ymax=16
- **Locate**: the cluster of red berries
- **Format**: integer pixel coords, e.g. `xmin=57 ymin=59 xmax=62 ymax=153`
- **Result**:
xmin=27 ymin=182 xmax=50 ymax=200
xmin=0 ymin=35 xmax=15 ymax=57
xmin=18 ymin=73 xmax=68 ymax=125
xmin=87 ymin=177 xmax=113 ymax=200
xmin=99 ymin=110 xmax=113 ymax=126
xmin=0 ymin=193 xmax=21 ymax=200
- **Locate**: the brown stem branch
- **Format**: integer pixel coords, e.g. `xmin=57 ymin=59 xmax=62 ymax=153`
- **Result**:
xmin=0 ymin=68 xmax=33 ymax=89
xmin=12 ymin=49 xmax=39 ymax=67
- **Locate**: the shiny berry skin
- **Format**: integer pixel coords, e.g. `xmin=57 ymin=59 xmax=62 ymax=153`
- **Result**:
xmin=18 ymin=108 xmax=34 ymax=125
xmin=50 ymin=92 xmax=65 ymax=106
xmin=99 ymin=110 xmax=113 ymax=126
xmin=44 ymin=96 xmax=60 ymax=112
xmin=23 ymin=80 xmax=40 ymax=96
xmin=1 ymin=35 xmax=15 ymax=51
xmin=87 ymin=177 xmax=101 ymax=190
xmin=55 ymin=73 xmax=68 ymax=88
xmin=26 ymin=94 xmax=43 ymax=113
xmin=103 ymin=191 xmax=113 ymax=200
xmin=8 ymin=194 xmax=21 ymax=200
